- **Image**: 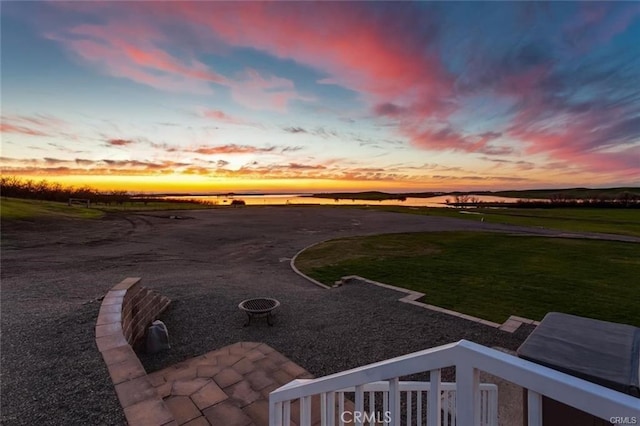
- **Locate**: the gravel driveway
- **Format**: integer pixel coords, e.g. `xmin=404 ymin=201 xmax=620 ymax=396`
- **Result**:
xmin=1 ymin=206 xmax=633 ymax=425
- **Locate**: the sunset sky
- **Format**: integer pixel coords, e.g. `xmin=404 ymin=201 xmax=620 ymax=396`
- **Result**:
xmin=1 ymin=2 xmax=639 ymax=193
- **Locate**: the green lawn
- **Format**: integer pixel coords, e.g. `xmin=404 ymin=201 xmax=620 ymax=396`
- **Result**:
xmin=360 ymin=206 xmax=640 ymax=237
xmin=1 ymin=197 xmax=105 ymax=219
xmin=0 ymin=197 xmax=215 ymax=220
xmin=97 ymin=201 xmax=215 ymax=212
xmin=295 ymin=232 xmax=640 ymax=326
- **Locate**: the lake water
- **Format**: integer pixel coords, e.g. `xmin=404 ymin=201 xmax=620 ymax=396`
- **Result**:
xmin=163 ymin=194 xmax=526 ymax=207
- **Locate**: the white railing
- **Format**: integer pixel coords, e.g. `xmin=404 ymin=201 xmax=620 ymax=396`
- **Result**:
xmin=269 ymin=340 xmax=640 ymax=426
xmin=332 ymin=381 xmax=497 ymax=426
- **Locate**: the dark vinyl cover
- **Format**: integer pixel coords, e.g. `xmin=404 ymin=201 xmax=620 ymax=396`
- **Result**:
xmin=517 ymin=312 xmax=640 ymax=397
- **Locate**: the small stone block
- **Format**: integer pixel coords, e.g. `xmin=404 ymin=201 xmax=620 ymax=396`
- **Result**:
xmin=254 ymin=357 xmax=278 ymax=373
xmin=182 ymin=416 xmax=210 ymax=426
xmin=165 ymin=396 xmax=201 ymax=425
xmin=108 ymin=357 xmax=147 ymax=385
xmin=101 ymin=295 xmax=124 ymax=306
xmin=232 ymin=358 xmax=255 ymax=375
xmin=101 ymin=345 xmax=137 ymax=366
xmin=189 ymin=355 xmax=215 ymax=368
xmin=243 ymin=400 xmax=270 ymax=426
xmin=226 ymin=381 xmax=261 ymax=408
xmin=244 ymin=370 xmax=275 ymax=391
xmin=228 ymin=343 xmax=245 ymax=355
xmin=266 ymin=351 xmax=289 ymax=366
xmin=95 ymin=334 xmax=128 ymax=352
xmin=191 ymin=381 xmax=228 ymax=410
xmin=244 ymin=349 xmax=265 ymax=362
xmin=165 ymin=367 xmax=197 ymax=382
xmin=96 ymin=312 xmax=122 ymax=325
xmin=156 ymin=382 xmax=172 ymax=399
xmin=99 ymin=303 xmax=123 ymax=314
xmin=171 ymin=378 xmax=210 ymax=396
xmin=113 ymin=277 xmax=142 ymax=291
xmin=213 ymin=368 xmax=243 ymax=389
xmin=115 ymin=376 xmax=157 ymax=408
xmin=479 ymin=319 xmax=501 ymax=328
xmin=197 ymin=365 xmax=222 ymax=378
xmin=96 ymin=322 xmax=123 ymax=338
xmin=216 ymin=354 xmax=243 ymax=367
xmin=203 ymin=401 xmax=252 ymax=426
xmin=259 ymin=383 xmax=280 ymax=399
xmin=256 ymin=344 xmax=275 ymax=355
xmin=457 ymin=313 xmax=482 ymax=322
xmin=272 ymin=370 xmax=295 ymax=386
xmin=123 ymin=398 xmax=174 ymax=426
xmin=510 ymin=315 xmax=535 ymax=324
xmin=147 ymin=371 xmax=167 ymax=387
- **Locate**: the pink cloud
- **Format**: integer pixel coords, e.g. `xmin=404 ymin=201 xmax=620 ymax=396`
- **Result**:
xmin=507 ymin=109 xmax=640 ymax=176
xmin=34 ymin=2 xmax=639 ymax=183
xmin=202 ymin=109 xmax=243 ymax=124
xmin=47 ymin=19 xmax=226 ymax=95
xmin=0 ymin=115 xmax=68 ymax=137
xmin=161 ymin=2 xmax=452 ymax=104
xmin=229 ymin=68 xmax=306 ymax=112
xmin=106 ymin=139 xmax=134 ymax=146
xmin=189 ymin=144 xmax=276 ymax=155
xmin=0 ymin=123 xmax=49 ymax=137
xmin=402 ymin=125 xmax=511 ymax=156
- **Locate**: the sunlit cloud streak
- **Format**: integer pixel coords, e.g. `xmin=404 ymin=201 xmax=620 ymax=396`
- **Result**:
xmin=2 ymin=1 xmax=639 ymax=190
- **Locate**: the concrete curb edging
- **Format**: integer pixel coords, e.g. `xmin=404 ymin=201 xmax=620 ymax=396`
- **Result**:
xmin=290 ymin=242 xmax=540 ymax=333
xmin=95 ymin=277 xmax=175 ymax=426
xmin=289 ymin=240 xmax=333 ymax=289
xmin=338 ymin=275 xmax=540 ymax=333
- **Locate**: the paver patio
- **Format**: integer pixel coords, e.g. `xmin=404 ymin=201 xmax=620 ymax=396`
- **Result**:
xmin=145 ymin=341 xmax=315 ymax=425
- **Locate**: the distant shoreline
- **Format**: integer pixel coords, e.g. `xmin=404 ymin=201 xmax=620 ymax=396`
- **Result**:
xmin=142 ymin=187 xmax=640 ymax=201
xmin=308 ymin=187 xmax=640 ymax=201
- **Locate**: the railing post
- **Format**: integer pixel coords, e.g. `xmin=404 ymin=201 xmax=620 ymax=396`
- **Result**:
xmin=428 ymin=369 xmax=441 ymax=426
xmin=489 ymin=387 xmax=498 ymax=426
xmin=389 ymin=377 xmax=401 ymax=426
xmin=355 ymin=385 xmax=364 ymax=426
xmin=326 ymin=391 xmax=336 ymax=426
xmin=284 ymin=401 xmax=291 ymax=425
xmin=270 ymin=400 xmax=282 ymax=426
xmin=301 ymin=396 xmax=311 ymax=426
xmin=368 ymin=391 xmax=375 ymax=426
xmin=456 ymin=363 xmax=480 ymax=426
xmin=407 ymin=390 xmax=412 ymax=426
xmin=527 ymin=390 xmax=543 ymax=426
xmin=417 ymin=390 xmax=422 ymax=426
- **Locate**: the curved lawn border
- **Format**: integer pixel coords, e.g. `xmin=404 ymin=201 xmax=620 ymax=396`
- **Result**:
xmin=291 ymin=241 xmax=540 ymax=333
xmin=289 ymin=239 xmax=333 ymax=289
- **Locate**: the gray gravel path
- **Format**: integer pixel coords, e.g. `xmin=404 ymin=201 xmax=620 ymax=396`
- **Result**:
xmin=1 ymin=207 xmax=632 ymax=425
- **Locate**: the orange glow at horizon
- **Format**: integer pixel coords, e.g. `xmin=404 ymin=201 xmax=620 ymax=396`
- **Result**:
xmin=5 ymin=173 xmax=443 ymax=193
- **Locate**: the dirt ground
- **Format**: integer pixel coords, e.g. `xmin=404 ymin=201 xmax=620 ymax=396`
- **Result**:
xmin=1 ymin=206 xmax=632 ymax=425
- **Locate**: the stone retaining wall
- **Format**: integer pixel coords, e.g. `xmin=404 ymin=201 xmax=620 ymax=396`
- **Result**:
xmin=95 ymin=277 xmax=175 ymax=426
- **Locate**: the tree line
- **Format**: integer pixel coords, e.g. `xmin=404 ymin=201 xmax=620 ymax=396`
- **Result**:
xmin=447 ymin=192 xmax=640 ymax=208
xmin=1 ymin=176 xmax=134 ymax=205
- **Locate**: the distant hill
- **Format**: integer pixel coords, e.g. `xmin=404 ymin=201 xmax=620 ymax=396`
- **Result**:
xmin=311 ymin=187 xmax=640 ymax=201
xmin=487 ymin=187 xmax=640 ymax=200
